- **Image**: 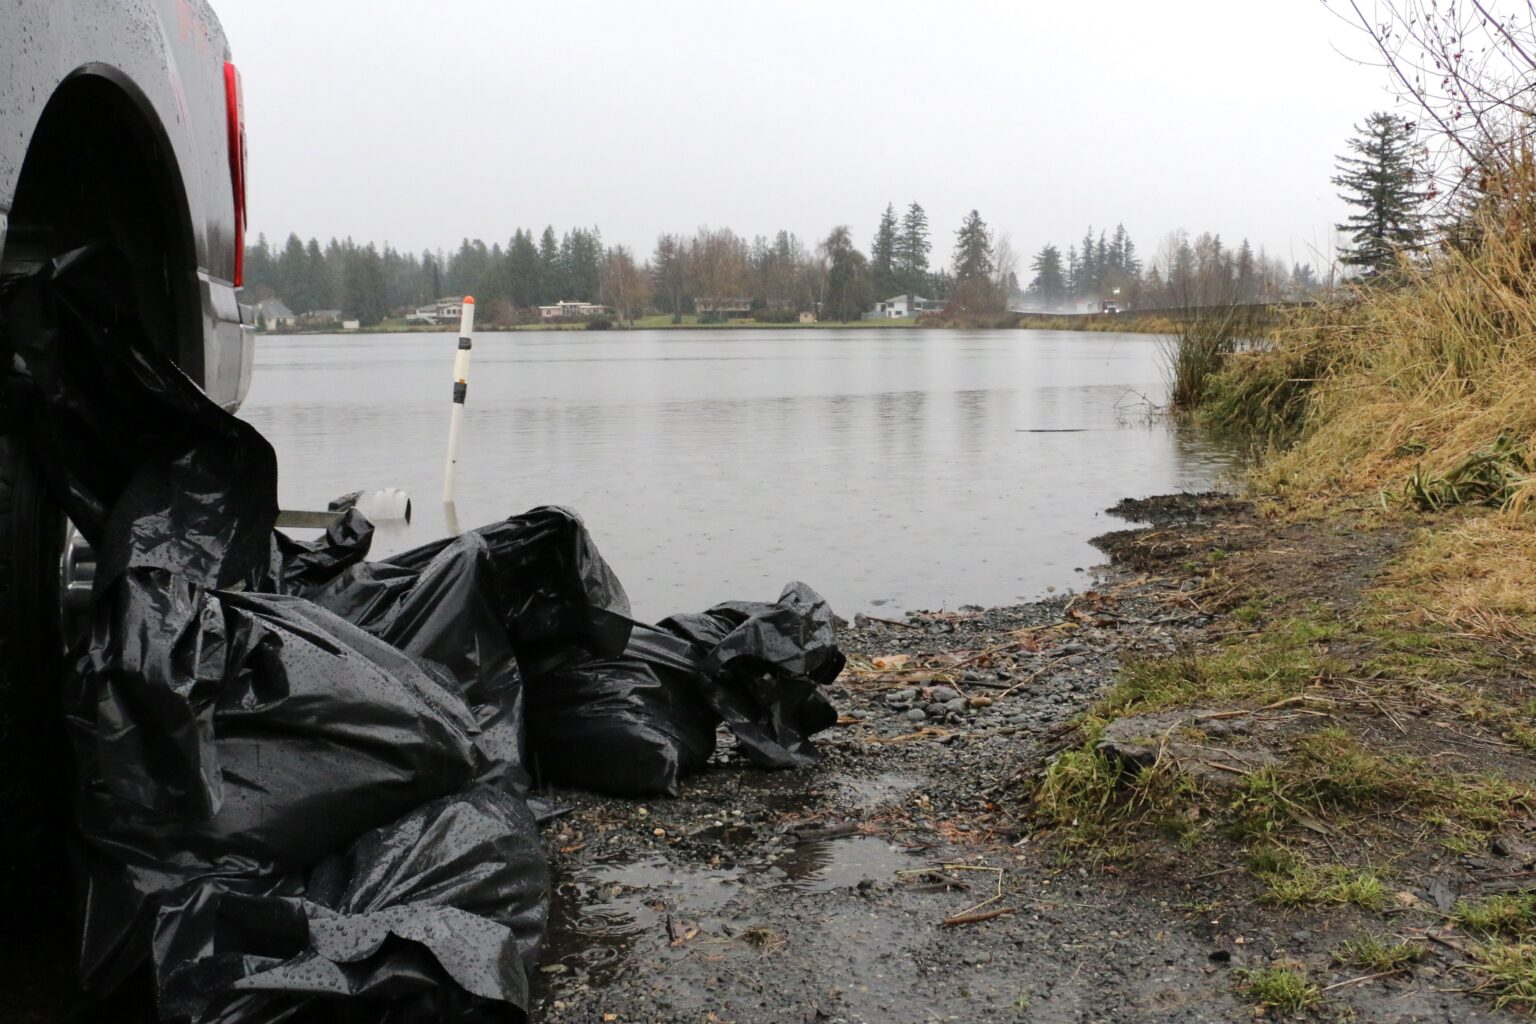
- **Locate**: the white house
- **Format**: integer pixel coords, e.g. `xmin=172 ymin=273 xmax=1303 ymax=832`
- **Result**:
xmin=407 ymin=297 xmax=466 ymax=324
xmin=255 ymin=299 xmax=298 ymax=331
xmin=872 ymin=294 xmax=944 ymax=318
xmin=537 ymin=300 xmax=609 ymax=320
xmin=694 ymin=297 xmax=752 ymax=316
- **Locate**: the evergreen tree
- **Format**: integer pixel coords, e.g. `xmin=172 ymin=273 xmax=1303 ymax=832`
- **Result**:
xmin=507 ymin=229 xmax=541 ymax=308
xmin=343 ymin=242 xmax=388 ymax=325
xmin=895 ymin=201 xmax=930 ymax=298
xmin=651 ymin=233 xmax=689 ymax=316
xmin=1235 ymin=239 xmax=1256 ymax=302
xmin=276 ymin=233 xmax=308 ymax=310
xmin=560 ymin=227 xmax=603 ymax=301
xmin=952 ymin=210 xmax=994 ymax=280
xmin=1077 ymin=227 xmax=1098 ymax=296
xmin=1027 ymin=244 xmax=1067 ymax=307
xmin=871 ymin=203 xmax=898 ymax=299
xmin=1333 ymin=112 xmax=1425 ymax=279
xmin=537 ymin=226 xmax=563 ymax=302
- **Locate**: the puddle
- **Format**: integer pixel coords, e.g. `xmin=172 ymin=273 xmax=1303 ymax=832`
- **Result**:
xmin=544 ymin=856 xmax=744 ymax=983
xmin=769 ymin=835 xmax=921 ymax=894
xmin=837 ymin=772 xmax=922 ymax=811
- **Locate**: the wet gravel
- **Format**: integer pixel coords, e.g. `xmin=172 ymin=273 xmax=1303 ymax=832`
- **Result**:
xmin=530 ymin=496 xmax=1510 ymax=1024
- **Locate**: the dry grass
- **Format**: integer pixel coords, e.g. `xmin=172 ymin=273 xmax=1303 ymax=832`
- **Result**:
xmin=1380 ymin=516 xmax=1536 ymax=624
xmin=1227 ymin=186 xmax=1536 ymax=507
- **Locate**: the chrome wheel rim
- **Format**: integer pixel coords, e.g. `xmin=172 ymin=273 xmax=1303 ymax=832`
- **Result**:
xmin=57 ymin=521 xmax=94 ymax=650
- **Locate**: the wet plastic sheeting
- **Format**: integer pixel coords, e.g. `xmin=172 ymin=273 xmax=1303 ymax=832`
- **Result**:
xmin=0 ymin=247 xmax=844 ymax=1022
xmin=154 ymin=785 xmax=548 ymax=1024
xmin=525 ymin=639 xmax=718 ymax=797
xmin=69 ymin=575 xmax=485 ymax=991
xmin=657 ymin=582 xmax=846 ymax=769
xmin=0 ymin=247 xmax=278 ymax=591
xmin=528 ymin=583 xmax=845 ymax=796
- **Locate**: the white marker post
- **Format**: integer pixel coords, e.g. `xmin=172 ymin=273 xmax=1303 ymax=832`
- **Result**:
xmin=442 ymin=296 xmax=475 ymax=507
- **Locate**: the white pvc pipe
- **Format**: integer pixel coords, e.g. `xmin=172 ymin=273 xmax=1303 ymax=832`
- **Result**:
xmin=442 ymin=296 xmax=475 ymax=506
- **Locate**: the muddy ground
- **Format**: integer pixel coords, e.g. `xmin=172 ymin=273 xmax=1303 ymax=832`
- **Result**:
xmin=531 ymin=495 xmax=1515 ymax=1024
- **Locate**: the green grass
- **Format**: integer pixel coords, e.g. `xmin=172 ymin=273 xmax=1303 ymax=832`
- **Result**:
xmin=1330 ymin=934 xmax=1425 ymax=971
xmin=1453 ymin=892 xmax=1536 ymax=938
xmin=1236 ymin=967 xmax=1321 ymax=1014
xmin=1467 ymin=942 xmax=1536 ymax=1010
xmin=1248 ymin=848 xmax=1389 ymax=910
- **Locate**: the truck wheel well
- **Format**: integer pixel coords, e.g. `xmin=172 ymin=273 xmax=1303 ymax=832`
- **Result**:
xmin=7 ymin=74 xmax=201 ymax=376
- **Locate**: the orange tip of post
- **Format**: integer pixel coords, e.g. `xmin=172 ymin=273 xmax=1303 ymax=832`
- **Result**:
xmin=463 ymin=296 xmax=475 ymax=304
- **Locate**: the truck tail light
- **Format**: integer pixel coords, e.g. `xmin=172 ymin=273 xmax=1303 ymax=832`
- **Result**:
xmin=224 ymin=61 xmax=246 ymax=287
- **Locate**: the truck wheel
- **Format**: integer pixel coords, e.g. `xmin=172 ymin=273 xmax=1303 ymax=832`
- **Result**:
xmin=0 ymin=435 xmax=75 ymax=1008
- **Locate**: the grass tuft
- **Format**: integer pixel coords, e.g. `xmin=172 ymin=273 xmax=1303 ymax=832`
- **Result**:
xmin=1236 ymin=966 xmax=1321 ymax=1014
xmin=1330 ymin=933 xmax=1425 ymax=971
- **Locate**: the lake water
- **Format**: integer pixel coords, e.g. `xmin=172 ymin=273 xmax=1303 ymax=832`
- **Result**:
xmin=238 ymin=328 xmax=1242 ymax=620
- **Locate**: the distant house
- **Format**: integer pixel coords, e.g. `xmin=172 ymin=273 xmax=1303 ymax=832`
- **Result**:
xmin=538 ymin=300 xmax=609 ymax=320
xmin=694 ymin=297 xmax=751 ymax=317
xmin=407 ymin=297 xmax=467 ymax=324
xmin=300 ymin=308 xmax=342 ymax=327
xmin=255 ymin=299 xmax=298 ymax=331
xmin=872 ymin=294 xmax=944 ymax=318
xmin=341 ymin=319 xmax=361 ymax=331
xmin=798 ymin=311 xmax=817 ymax=324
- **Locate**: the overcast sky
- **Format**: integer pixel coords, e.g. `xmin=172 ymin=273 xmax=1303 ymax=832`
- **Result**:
xmin=215 ymin=0 xmax=1397 ymax=272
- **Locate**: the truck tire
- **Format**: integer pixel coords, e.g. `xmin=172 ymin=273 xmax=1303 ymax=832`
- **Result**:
xmin=0 ymin=434 xmax=72 ymax=981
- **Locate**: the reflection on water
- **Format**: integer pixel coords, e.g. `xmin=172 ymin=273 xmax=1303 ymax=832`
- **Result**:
xmin=239 ymin=328 xmax=1242 ymax=619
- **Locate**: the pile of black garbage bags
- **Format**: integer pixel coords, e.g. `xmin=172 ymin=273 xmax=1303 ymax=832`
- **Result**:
xmin=0 ymin=248 xmax=846 ymax=1023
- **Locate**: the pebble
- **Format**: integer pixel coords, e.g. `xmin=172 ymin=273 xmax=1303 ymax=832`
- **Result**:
xmin=926 ymin=704 xmax=948 ymax=719
xmin=891 ymin=688 xmax=919 ymax=702
xmin=930 ymin=685 xmax=962 ymax=703
xmin=905 ymin=708 xmax=928 ymax=722
xmin=944 ymin=698 xmax=968 ymax=713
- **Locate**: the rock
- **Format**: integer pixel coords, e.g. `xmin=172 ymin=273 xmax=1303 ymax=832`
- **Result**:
xmin=890 ymin=688 xmax=919 ymax=703
xmin=1095 ymin=710 xmax=1279 ymax=792
xmin=929 ymin=685 xmax=962 ymax=703
xmin=1492 ymin=834 xmax=1536 ymax=864
xmin=944 ymin=698 xmax=968 ymax=714
xmin=905 ymin=708 xmax=928 ymax=723
xmin=926 ymin=704 xmax=948 ymax=719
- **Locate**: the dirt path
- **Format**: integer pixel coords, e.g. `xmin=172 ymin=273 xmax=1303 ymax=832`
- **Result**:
xmin=534 ymin=494 xmax=1521 ymax=1023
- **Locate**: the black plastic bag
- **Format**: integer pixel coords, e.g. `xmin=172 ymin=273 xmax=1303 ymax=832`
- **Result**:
xmin=153 ymin=784 xmax=547 ymax=1024
xmin=649 ymin=582 xmax=845 ymax=768
xmin=524 ymin=638 xmax=719 ymax=797
xmin=386 ymin=509 xmax=633 ymax=680
xmin=69 ymin=571 xmax=484 ymax=993
xmin=0 ymin=246 xmax=278 ymax=593
xmin=526 ymin=583 xmax=846 ymax=796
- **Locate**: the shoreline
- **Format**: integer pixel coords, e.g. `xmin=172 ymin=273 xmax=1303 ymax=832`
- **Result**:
xmin=251 ymin=315 xmax=1180 ymax=337
xmin=533 ymin=492 xmax=1521 ymax=1022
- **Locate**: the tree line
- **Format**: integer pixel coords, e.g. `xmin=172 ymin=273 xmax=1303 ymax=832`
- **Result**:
xmin=240 ymin=203 xmax=1030 ymax=326
xmin=243 ymin=205 xmax=1330 ymax=327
